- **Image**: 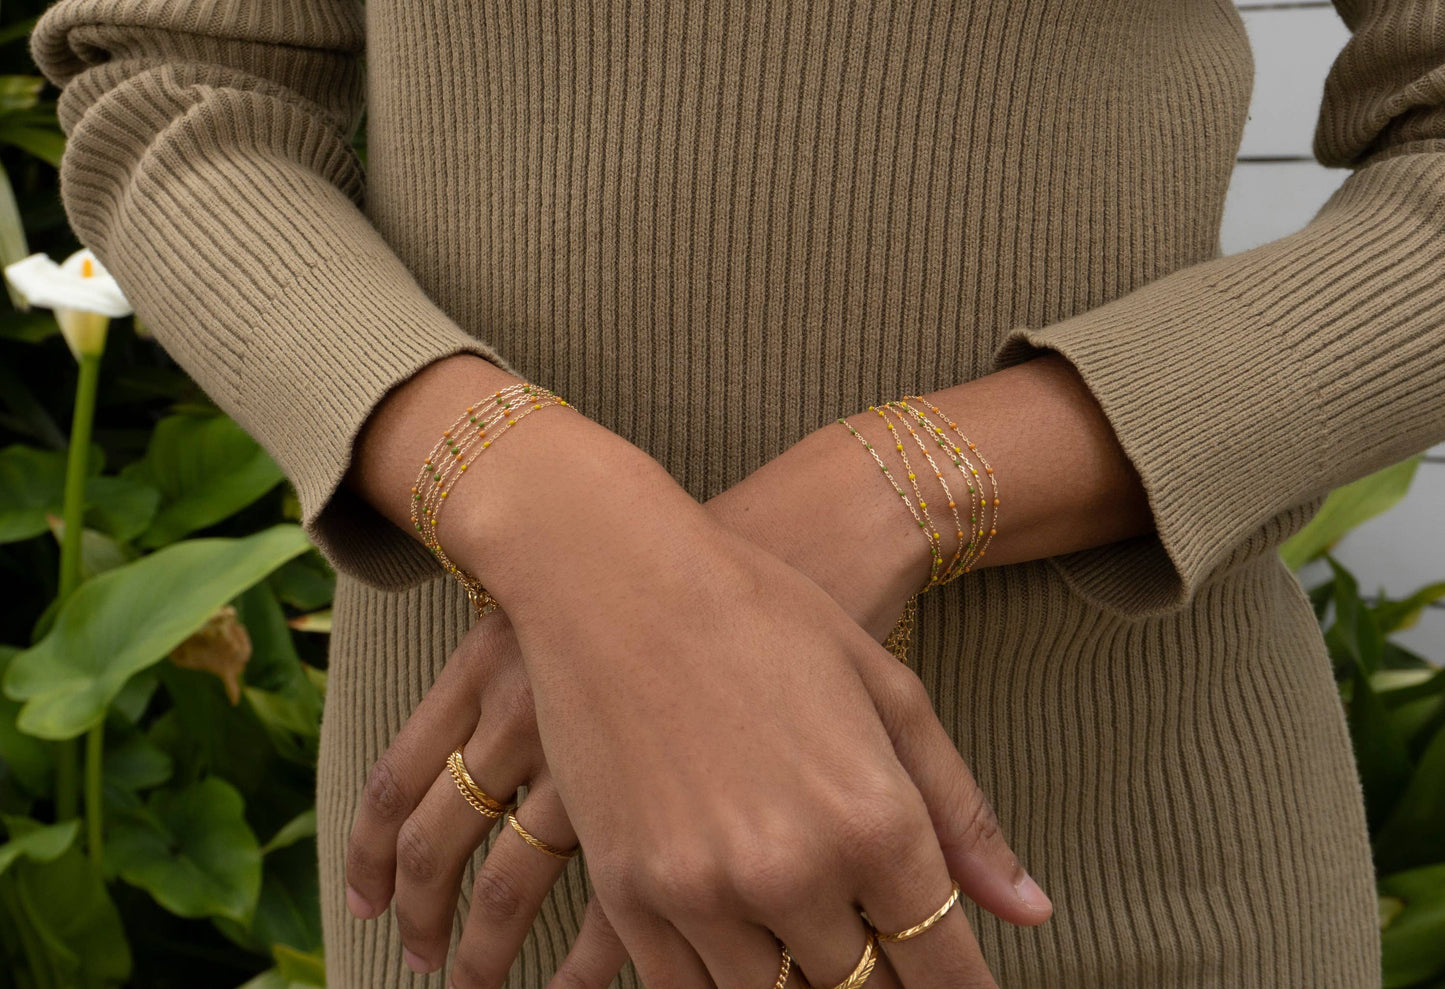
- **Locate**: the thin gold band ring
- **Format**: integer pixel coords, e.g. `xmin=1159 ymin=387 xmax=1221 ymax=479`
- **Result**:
xmin=506 ymin=811 xmax=579 ymax=860
xmin=824 ymin=930 xmax=878 ymax=989
xmin=873 ymin=880 xmax=962 ymax=943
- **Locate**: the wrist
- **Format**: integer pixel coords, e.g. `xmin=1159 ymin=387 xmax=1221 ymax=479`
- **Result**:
xmin=707 ymin=419 xmax=928 ymax=638
xmin=440 ymin=409 xmax=716 ymax=617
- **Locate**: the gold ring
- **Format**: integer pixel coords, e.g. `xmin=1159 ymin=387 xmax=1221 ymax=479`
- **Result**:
xmin=823 ymin=930 xmax=877 ymax=989
xmin=506 ymin=811 xmax=579 ymax=860
xmin=772 ymin=940 xmax=793 ymax=989
xmin=872 ymin=880 xmax=962 ymax=943
xmin=446 ymin=748 xmax=510 ymax=820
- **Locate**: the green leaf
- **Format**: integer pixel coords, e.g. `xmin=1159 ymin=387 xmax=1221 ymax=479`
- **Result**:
xmin=216 ymin=840 xmax=322 ymax=958
xmin=0 ymin=646 xmax=49 ymax=798
xmin=102 ymin=731 xmax=173 ymax=793
xmin=0 ymin=123 xmax=66 ymax=168
xmin=0 ymin=442 xmax=158 ymax=544
xmin=234 ymin=584 xmax=322 ymax=763
xmin=1374 ymin=727 xmax=1445 ymax=874
xmin=0 ymin=76 xmax=44 ymax=114
xmin=3 ymin=821 xmax=131 ymax=985
xmin=107 ymin=777 xmax=262 ymax=925
xmin=3 ymin=525 xmax=312 ymax=739
xmin=1279 ymin=457 xmax=1420 ymax=570
xmin=44 ymin=514 xmax=139 ymax=579
xmin=273 ymin=943 xmax=326 ymax=986
xmin=1381 ymin=863 xmax=1445 ymax=988
xmin=1325 ymin=556 xmax=1386 ymax=676
xmin=266 ymin=551 xmax=336 ymax=611
xmin=0 ymin=817 xmax=78 ymax=875
xmin=83 ymin=474 xmax=161 ymax=542
xmin=0 ymin=442 xmax=98 ymax=543
xmin=261 ymin=809 xmax=317 ymax=856
xmin=126 ymin=414 xmax=285 ymax=548
xmin=1349 ymin=664 xmax=1415 ymax=832
xmin=1374 ymin=581 xmax=1445 ymax=635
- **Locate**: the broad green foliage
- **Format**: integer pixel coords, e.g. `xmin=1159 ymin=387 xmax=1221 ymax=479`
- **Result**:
xmin=123 ymin=413 xmax=285 ymax=548
xmin=107 ymin=778 xmax=262 ymax=925
xmin=4 ymin=525 xmax=312 ymax=739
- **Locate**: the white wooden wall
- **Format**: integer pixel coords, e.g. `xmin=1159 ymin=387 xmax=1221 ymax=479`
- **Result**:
xmin=1224 ymin=0 xmax=1445 ymax=659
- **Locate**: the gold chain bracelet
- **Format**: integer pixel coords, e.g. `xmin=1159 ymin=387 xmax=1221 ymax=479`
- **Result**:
xmin=410 ymin=382 xmax=570 ymax=618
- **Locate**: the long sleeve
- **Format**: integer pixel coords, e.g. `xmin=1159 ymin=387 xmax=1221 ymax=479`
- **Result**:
xmin=988 ymin=0 xmax=1445 ymax=618
xmin=30 ymin=0 xmax=518 ymax=591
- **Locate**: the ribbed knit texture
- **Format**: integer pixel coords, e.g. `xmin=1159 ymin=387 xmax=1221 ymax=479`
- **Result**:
xmin=31 ymin=0 xmax=1442 ymax=984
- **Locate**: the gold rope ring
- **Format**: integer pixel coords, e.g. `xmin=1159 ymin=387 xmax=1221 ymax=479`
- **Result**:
xmin=506 ymin=811 xmax=579 ymax=861
xmin=872 ymin=880 xmax=962 ymax=943
xmin=822 ymin=930 xmax=877 ymax=989
xmin=445 ymin=748 xmax=510 ymax=820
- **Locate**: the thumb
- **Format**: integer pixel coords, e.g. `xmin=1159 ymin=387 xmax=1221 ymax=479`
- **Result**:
xmin=860 ymin=645 xmax=1054 ymax=927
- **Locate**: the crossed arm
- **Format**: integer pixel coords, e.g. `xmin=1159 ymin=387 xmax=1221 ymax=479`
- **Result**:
xmin=336 ymin=349 xmax=1152 ymax=987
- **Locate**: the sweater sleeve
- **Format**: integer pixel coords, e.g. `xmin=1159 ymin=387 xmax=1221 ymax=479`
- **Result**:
xmin=30 ymin=0 xmax=520 ymax=592
xmin=987 ymin=0 xmax=1445 ymax=619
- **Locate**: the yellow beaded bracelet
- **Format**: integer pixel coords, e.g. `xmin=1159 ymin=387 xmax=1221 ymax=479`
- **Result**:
xmin=410 ymin=382 xmax=570 ymax=618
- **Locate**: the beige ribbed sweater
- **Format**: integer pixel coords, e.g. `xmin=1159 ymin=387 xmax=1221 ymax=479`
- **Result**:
xmin=32 ymin=0 xmax=1445 ymax=984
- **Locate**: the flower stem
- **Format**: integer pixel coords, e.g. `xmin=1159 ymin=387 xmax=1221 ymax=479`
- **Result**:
xmin=85 ymin=723 xmax=103 ymax=864
xmin=56 ymin=350 xmax=102 ymax=830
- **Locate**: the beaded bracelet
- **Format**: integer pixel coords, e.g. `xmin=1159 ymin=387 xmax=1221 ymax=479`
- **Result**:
xmin=410 ymin=382 xmax=570 ymax=618
xmin=886 ymin=399 xmax=987 ymax=582
xmin=836 ymin=417 xmax=931 ymax=662
xmin=836 ymin=397 xmax=1001 ymax=663
xmin=878 ymin=402 xmax=979 ymax=587
xmin=899 ymin=397 xmax=1000 ymax=575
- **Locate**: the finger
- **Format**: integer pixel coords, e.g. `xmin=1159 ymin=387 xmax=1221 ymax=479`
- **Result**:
xmin=772 ymin=903 xmax=882 ymax=989
xmin=345 ymin=627 xmax=486 ymax=919
xmin=677 ymin=918 xmax=796 ymax=989
xmin=448 ymin=778 xmax=576 ymax=988
xmin=396 ymin=714 xmax=543 ymax=974
xmin=603 ymin=910 xmax=714 ymax=989
xmin=858 ymin=645 xmax=1052 ymax=926
xmin=546 ymin=897 xmax=630 ymax=989
xmin=856 ymin=825 xmax=997 ymax=989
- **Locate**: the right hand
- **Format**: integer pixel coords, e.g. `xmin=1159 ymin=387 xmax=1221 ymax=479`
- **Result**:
xmin=432 ymin=412 xmax=1050 ymax=988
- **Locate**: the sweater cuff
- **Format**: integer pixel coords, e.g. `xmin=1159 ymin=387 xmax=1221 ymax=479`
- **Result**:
xmin=987 ymin=265 xmax=1332 ymax=618
xmin=235 ymin=247 xmax=519 ymax=593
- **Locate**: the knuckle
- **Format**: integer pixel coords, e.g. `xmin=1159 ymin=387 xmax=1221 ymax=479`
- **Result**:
xmin=948 ymin=789 xmax=1004 ymax=852
xmin=639 ymin=848 xmax=727 ymax=918
xmin=548 ymin=966 xmax=603 ymax=989
xmin=445 ymin=952 xmax=496 ymax=989
xmin=362 ymin=757 xmax=410 ymax=823
xmin=837 ymin=782 xmax=923 ymax=866
xmin=395 ymin=818 xmax=442 ymax=884
xmin=469 ymin=865 xmax=526 ymax=924
xmin=344 ymin=835 xmax=382 ymax=887
xmin=731 ymin=845 xmax=814 ymax=916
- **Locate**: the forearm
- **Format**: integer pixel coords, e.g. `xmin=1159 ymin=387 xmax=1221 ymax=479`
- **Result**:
xmin=710 ymin=352 xmax=1153 ymax=636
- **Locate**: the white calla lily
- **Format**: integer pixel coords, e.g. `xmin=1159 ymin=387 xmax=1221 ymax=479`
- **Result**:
xmin=4 ymin=247 xmax=133 ymax=359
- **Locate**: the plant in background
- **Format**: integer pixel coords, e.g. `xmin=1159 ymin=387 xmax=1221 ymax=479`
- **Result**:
xmin=1280 ymin=460 xmax=1445 ymax=989
xmin=0 ymin=21 xmax=336 ymax=984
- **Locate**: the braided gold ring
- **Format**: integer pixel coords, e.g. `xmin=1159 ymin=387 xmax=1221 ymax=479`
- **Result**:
xmin=872 ymin=880 xmax=962 ymax=943
xmin=446 ymin=748 xmax=510 ymax=820
xmin=772 ymin=940 xmax=793 ymax=989
xmin=823 ymin=930 xmax=877 ymax=989
xmin=506 ymin=811 xmax=578 ymax=860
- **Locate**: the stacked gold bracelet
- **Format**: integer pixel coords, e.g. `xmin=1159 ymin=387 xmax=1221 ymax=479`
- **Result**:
xmin=410 ymin=381 xmax=570 ymax=618
xmin=836 ymin=397 xmax=1001 ymax=664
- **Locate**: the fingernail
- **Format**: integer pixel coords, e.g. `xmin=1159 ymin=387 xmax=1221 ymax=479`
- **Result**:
xmin=403 ymin=948 xmax=431 ymax=973
xmin=345 ymin=885 xmax=375 ymax=919
xmin=1016 ymin=873 xmax=1053 ymax=912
